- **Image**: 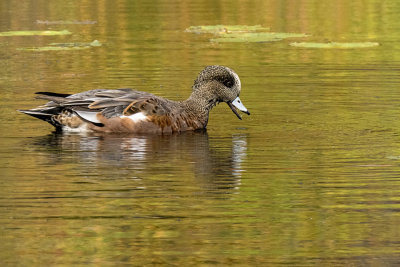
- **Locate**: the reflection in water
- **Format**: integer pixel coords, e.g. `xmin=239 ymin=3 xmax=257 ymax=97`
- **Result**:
xmin=30 ymin=131 xmax=248 ymax=193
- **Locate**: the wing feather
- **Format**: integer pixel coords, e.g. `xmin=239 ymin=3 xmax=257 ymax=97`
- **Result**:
xmin=30 ymin=88 xmax=177 ymax=122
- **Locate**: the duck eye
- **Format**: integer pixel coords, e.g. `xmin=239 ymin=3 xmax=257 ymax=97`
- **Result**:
xmin=223 ymin=80 xmax=233 ymax=87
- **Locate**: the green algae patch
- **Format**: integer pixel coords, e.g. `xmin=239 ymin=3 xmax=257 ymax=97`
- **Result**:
xmin=290 ymin=42 xmax=379 ymax=48
xmin=0 ymin=30 xmax=72 ymax=37
xmin=185 ymin=25 xmax=269 ymax=34
xmin=18 ymin=40 xmax=101 ymax=51
xmin=49 ymin=40 xmax=102 ymax=47
xmin=211 ymin=32 xmax=309 ymax=43
xmin=36 ymin=20 xmax=97 ymax=25
xmin=186 ymin=25 xmax=308 ymax=43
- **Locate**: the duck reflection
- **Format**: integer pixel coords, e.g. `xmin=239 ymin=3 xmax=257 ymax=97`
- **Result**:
xmin=31 ymin=131 xmax=248 ymax=193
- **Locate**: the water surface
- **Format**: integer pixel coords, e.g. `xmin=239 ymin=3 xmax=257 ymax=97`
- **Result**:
xmin=1 ymin=0 xmax=400 ymax=265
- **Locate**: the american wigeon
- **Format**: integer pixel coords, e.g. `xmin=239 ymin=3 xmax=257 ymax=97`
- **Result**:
xmin=19 ymin=65 xmax=250 ymax=134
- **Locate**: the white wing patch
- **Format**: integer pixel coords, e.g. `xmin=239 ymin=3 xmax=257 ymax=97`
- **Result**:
xmin=75 ymin=110 xmax=148 ymax=127
xmin=74 ymin=110 xmax=102 ymax=124
xmin=121 ymin=112 xmax=148 ymax=123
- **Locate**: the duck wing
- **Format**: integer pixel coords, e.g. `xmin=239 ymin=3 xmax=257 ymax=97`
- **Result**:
xmin=20 ymin=88 xmax=177 ymax=129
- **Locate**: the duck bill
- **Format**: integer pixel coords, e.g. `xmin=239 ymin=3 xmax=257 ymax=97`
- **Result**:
xmin=228 ymin=97 xmax=250 ymax=120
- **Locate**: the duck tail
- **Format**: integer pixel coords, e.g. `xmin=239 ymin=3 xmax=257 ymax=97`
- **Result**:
xmin=18 ymin=107 xmax=62 ymax=129
xmin=18 ymin=108 xmax=52 ymax=120
xmin=35 ymin=92 xmax=72 ymax=98
xmin=18 ymin=91 xmax=71 ymax=129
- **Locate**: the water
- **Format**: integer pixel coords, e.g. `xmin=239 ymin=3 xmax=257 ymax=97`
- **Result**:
xmin=1 ymin=0 xmax=400 ymax=265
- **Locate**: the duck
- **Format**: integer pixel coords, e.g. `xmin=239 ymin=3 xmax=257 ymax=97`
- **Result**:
xmin=18 ymin=65 xmax=250 ymax=134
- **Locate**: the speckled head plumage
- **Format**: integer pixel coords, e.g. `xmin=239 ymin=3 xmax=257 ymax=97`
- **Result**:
xmin=191 ymin=65 xmax=249 ymax=119
xmin=193 ymin=65 xmax=240 ymax=97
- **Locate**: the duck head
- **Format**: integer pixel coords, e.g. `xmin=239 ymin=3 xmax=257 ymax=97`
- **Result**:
xmin=192 ymin=65 xmax=250 ymax=120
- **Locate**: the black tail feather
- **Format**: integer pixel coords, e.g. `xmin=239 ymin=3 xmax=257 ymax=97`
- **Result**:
xmin=35 ymin=92 xmax=72 ymax=97
xmin=18 ymin=109 xmax=60 ymax=128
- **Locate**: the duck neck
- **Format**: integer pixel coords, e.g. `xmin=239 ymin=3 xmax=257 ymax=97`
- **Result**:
xmin=181 ymin=86 xmax=219 ymax=124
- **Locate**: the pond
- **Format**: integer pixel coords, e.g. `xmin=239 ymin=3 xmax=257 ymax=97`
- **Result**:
xmin=1 ymin=0 xmax=400 ymax=265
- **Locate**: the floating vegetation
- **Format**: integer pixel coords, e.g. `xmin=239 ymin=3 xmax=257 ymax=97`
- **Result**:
xmin=49 ymin=40 xmax=102 ymax=47
xmin=290 ymin=42 xmax=380 ymax=48
xmin=185 ymin=25 xmax=308 ymax=43
xmin=185 ymin=25 xmax=269 ymax=34
xmin=18 ymin=40 xmax=101 ymax=51
xmin=0 ymin=30 xmax=72 ymax=37
xmin=211 ymin=32 xmax=308 ymax=43
xmin=36 ymin=20 xmax=97 ymax=25
xmin=387 ymin=155 xmax=400 ymax=160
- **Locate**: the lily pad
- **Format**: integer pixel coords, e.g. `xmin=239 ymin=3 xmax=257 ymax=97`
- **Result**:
xmin=0 ymin=30 xmax=72 ymax=37
xmin=49 ymin=40 xmax=102 ymax=47
xmin=18 ymin=40 xmax=101 ymax=51
xmin=185 ymin=25 xmax=269 ymax=34
xmin=186 ymin=25 xmax=308 ymax=43
xmin=290 ymin=42 xmax=379 ymax=48
xmin=211 ymin=32 xmax=308 ymax=43
xmin=36 ymin=20 xmax=97 ymax=25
